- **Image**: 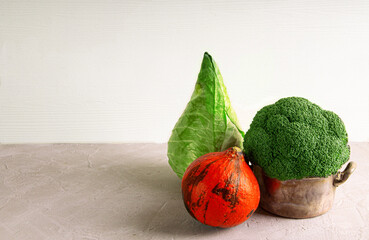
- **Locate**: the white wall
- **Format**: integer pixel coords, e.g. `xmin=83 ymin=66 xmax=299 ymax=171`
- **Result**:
xmin=1 ymin=0 xmax=368 ymax=143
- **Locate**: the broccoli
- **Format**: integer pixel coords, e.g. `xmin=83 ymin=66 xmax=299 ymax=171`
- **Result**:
xmin=243 ymin=97 xmax=350 ymax=180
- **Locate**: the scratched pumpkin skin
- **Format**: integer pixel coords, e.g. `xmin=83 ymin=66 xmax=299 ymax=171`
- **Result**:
xmin=181 ymin=147 xmax=260 ymax=228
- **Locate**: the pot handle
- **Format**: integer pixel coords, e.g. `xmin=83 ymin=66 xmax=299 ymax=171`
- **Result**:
xmin=333 ymin=161 xmax=357 ymax=187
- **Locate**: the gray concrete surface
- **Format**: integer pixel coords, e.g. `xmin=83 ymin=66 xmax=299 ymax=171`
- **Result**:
xmin=0 ymin=143 xmax=368 ymax=239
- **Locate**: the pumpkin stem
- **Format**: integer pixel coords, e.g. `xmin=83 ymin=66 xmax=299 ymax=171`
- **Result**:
xmin=231 ymin=146 xmax=242 ymax=154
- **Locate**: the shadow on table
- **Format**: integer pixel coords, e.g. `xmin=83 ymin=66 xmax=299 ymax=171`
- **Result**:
xmin=254 ymin=206 xmax=275 ymax=217
xmin=116 ymin=160 xmax=221 ymax=238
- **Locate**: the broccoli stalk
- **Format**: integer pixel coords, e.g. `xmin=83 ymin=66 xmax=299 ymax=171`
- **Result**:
xmin=243 ymin=97 xmax=350 ymax=180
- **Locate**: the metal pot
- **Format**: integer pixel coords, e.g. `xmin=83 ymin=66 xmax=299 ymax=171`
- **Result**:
xmin=253 ymin=162 xmax=357 ymax=218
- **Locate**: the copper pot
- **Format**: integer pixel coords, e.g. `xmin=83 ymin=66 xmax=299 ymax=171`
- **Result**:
xmin=253 ymin=162 xmax=357 ymax=218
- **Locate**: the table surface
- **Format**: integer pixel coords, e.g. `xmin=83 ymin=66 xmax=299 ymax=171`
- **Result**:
xmin=0 ymin=143 xmax=368 ymax=240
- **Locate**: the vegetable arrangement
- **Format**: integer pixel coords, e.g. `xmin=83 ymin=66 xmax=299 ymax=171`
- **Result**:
xmin=168 ymin=52 xmax=350 ymax=227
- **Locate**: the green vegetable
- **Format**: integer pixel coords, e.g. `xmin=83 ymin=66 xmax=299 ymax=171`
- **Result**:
xmin=244 ymin=97 xmax=350 ymax=180
xmin=168 ymin=52 xmax=245 ymax=178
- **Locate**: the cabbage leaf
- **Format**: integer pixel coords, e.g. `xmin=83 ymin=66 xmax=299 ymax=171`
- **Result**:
xmin=168 ymin=52 xmax=244 ymax=178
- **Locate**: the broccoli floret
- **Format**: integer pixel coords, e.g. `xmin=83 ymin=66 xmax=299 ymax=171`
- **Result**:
xmin=243 ymin=97 xmax=350 ymax=180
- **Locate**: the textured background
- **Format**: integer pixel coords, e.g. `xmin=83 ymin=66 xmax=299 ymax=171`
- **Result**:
xmin=1 ymin=0 xmax=369 ymax=143
xmin=0 ymin=143 xmax=367 ymax=239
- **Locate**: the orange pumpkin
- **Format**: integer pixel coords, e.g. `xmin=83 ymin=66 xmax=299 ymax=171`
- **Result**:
xmin=182 ymin=147 xmax=260 ymax=228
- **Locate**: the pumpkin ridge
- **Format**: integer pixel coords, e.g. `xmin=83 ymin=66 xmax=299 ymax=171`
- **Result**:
xmin=247 ymin=209 xmax=255 ymax=218
xmin=203 ymin=200 xmax=209 ymax=224
xmin=230 ymin=158 xmax=241 ymax=208
xmin=183 ymin=157 xmax=221 ymax=219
